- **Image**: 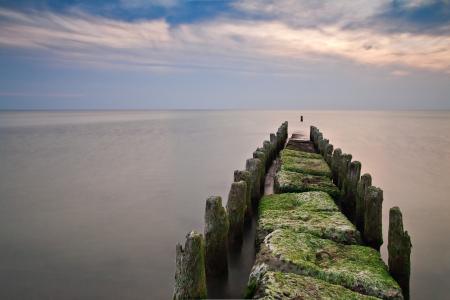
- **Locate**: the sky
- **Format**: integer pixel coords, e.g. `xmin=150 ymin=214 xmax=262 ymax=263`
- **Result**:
xmin=0 ymin=0 xmax=449 ymax=110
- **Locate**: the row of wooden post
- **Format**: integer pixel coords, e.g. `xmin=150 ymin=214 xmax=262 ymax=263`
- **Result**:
xmin=310 ymin=125 xmax=412 ymax=300
xmin=173 ymin=122 xmax=288 ymax=300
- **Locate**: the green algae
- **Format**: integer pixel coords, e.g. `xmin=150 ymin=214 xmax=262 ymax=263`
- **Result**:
xmin=256 ymin=209 xmax=361 ymax=247
xmin=280 ymin=155 xmax=332 ymax=178
xmin=259 ymin=192 xmax=339 ymax=215
xmin=253 ymin=229 xmax=403 ymax=300
xmin=281 ymin=149 xmax=323 ymax=160
xmin=247 ymin=271 xmax=379 ymax=299
xmin=274 ymin=171 xmax=341 ymax=200
xmin=173 ymin=230 xmax=207 ymax=300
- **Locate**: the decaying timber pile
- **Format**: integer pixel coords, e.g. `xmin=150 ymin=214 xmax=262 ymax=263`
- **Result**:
xmin=244 ymin=125 xmax=412 ymax=300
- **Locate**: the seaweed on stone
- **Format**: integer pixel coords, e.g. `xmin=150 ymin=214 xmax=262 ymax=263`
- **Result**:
xmin=247 ymin=271 xmax=379 ymax=299
xmin=250 ymin=229 xmax=403 ymax=300
xmin=258 ymin=192 xmax=339 ymax=215
xmin=256 ymin=209 xmax=361 ymax=248
xmin=279 ymin=155 xmax=332 ymax=178
xmin=281 ymin=149 xmax=323 ymax=160
xmin=274 ymin=171 xmax=341 ymax=200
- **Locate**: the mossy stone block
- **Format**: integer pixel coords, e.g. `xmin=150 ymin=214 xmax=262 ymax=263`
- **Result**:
xmin=281 ymin=149 xmax=323 ymax=160
xmin=279 ymin=155 xmax=332 ymax=178
xmin=259 ymin=192 xmax=339 ymax=215
xmin=250 ymin=229 xmax=403 ymax=300
xmin=256 ymin=209 xmax=361 ymax=248
xmin=274 ymin=171 xmax=341 ymax=200
xmin=245 ymin=271 xmax=379 ymax=299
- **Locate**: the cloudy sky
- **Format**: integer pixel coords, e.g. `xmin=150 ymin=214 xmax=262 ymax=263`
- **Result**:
xmin=0 ymin=0 xmax=449 ymax=110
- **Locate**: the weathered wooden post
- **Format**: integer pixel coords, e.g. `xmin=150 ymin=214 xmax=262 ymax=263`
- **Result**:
xmin=320 ymin=138 xmax=329 ymax=157
xmin=364 ymin=186 xmax=383 ymax=251
xmin=234 ymin=170 xmax=252 ymax=221
xmin=253 ymin=150 xmax=266 ymax=190
xmin=245 ymin=158 xmax=262 ymax=205
xmin=324 ymin=143 xmax=334 ymax=167
xmin=204 ymin=196 xmax=229 ymax=275
xmin=226 ymin=181 xmax=247 ymax=244
xmin=310 ymin=126 xmax=317 ymax=143
xmin=270 ymin=133 xmax=277 ymax=160
xmin=341 ymin=161 xmax=361 ymax=215
xmin=388 ymin=206 xmax=412 ymax=300
xmin=331 ymin=148 xmax=342 ymax=185
xmin=263 ymin=141 xmax=272 ymax=170
xmin=338 ymin=153 xmax=352 ymax=190
xmin=301 ymin=116 xmax=303 ymax=122
xmin=316 ymin=132 xmax=323 ymax=152
xmin=355 ymin=173 xmax=372 ymax=238
xmin=173 ymin=230 xmax=207 ymax=300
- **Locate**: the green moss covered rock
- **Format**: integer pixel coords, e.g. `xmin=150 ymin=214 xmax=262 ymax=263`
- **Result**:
xmin=281 ymin=149 xmax=323 ymax=160
xmin=245 ymin=271 xmax=379 ymax=299
xmin=259 ymin=192 xmax=339 ymax=214
xmin=250 ymin=229 xmax=403 ymax=300
xmin=274 ymin=171 xmax=341 ymax=200
xmin=279 ymin=155 xmax=332 ymax=178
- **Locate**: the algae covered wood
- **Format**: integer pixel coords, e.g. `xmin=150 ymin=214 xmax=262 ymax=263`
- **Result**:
xmin=274 ymin=170 xmax=341 ymax=200
xmin=279 ymin=155 xmax=332 ymax=178
xmin=364 ymin=186 xmax=383 ymax=251
xmin=246 ymin=158 xmax=262 ymax=204
xmin=204 ymin=196 xmax=229 ymax=275
xmin=253 ymin=150 xmax=266 ymax=189
xmin=388 ymin=207 xmax=412 ymax=300
xmin=280 ymin=149 xmax=323 ymax=160
xmin=341 ymin=161 xmax=362 ymax=214
xmin=245 ymin=271 xmax=379 ymax=300
xmin=227 ymin=180 xmax=247 ymax=244
xmin=250 ymin=229 xmax=403 ymax=300
xmin=355 ymin=173 xmax=372 ymax=238
xmin=234 ymin=170 xmax=252 ymax=221
xmin=331 ymin=148 xmax=342 ymax=186
xmin=173 ymin=230 xmax=207 ymax=300
xmin=324 ymin=143 xmax=333 ymax=167
xmin=338 ymin=153 xmax=352 ymax=190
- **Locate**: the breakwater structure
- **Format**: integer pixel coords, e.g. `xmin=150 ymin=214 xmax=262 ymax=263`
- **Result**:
xmin=172 ymin=122 xmax=412 ymax=300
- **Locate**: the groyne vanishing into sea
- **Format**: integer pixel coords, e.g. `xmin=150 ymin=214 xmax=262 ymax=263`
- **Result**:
xmin=172 ymin=120 xmax=412 ymax=300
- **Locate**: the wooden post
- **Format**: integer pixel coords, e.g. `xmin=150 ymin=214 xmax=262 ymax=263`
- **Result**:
xmin=253 ymin=150 xmax=266 ymax=190
xmin=331 ymin=148 xmax=342 ymax=186
xmin=204 ymin=196 xmax=229 ymax=275
xmin=234 ymin=170 xmax=252 ymax=221
xmin=324 ymin=143 xmax=334 ymax=167
xmin=355 ymin=173 xmax=372 ymax=239
xmin=338 ymin=153 xmax=352 ymax=190
xmin=301 ymin=116 xmax=303 ymax=122
xmin=246 ymin=158 xmax=262 ymax=205
xmin=341 ymin=161 xmax=361 ymax=215
xmin=364 ymin=186 xmax=383 ymax=251
xmin=388 ymin=207 xmax=412 ymax=300
xmin=227 ymin=181 xmax=247 ymax=244
xmin=173 ymin=230 xmax=207 ymax=299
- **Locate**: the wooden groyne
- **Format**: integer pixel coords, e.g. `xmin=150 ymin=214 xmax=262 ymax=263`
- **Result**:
xmin=172 ymin=122 xmax=412 ymax=300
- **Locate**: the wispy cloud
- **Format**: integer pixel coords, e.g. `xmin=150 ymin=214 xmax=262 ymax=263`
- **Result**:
xmin=0 ymin=92 xmax=84 ymax=97
xmin=0 ymin=1 xmax=449 ymax=74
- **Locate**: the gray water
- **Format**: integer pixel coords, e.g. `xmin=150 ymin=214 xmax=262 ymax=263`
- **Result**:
xmin=0 ymin=110 xmax=449 ymax=299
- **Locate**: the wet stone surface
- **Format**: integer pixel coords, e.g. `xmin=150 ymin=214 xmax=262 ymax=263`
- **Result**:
xmin=249 ymin=229 xmax=403 ymax=300
xmin=245 ymin=271 xmax=379 ymax=299
xmin=274 ymin=171 xmax=341 ymax=200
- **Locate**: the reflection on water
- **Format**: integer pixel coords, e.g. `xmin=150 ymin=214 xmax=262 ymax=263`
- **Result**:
xmin=0 ymin=110 xmax=449 ymax=299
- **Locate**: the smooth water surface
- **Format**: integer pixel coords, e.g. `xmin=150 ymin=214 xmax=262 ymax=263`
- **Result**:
xmin=0 ymin=110 xmax=449 ymax=299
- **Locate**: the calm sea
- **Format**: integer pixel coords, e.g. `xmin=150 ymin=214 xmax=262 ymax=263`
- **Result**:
xmin=0 ymin=110 xmax=449 ymax=299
